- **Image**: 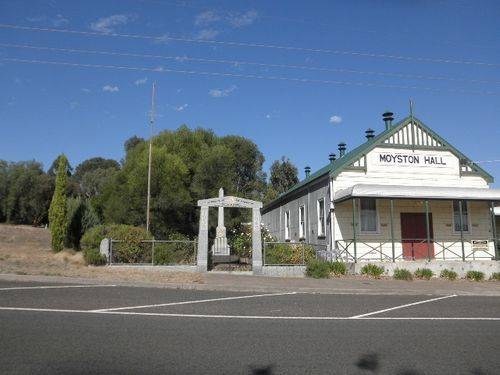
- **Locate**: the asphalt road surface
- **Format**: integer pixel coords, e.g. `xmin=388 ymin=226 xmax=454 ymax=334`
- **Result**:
xmin=0 ymin=280 xmax=499 ymax=374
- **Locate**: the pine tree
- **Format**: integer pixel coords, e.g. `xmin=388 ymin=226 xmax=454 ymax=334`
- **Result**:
xmin=49 ymin=154 xmax=68 ymax=251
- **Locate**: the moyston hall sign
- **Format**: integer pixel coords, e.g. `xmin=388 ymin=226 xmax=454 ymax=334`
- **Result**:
xmin=378 ymin=152 xmax=447 ymax=166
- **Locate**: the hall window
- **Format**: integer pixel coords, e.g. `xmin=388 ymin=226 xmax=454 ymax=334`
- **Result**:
xmin=299 ymin=205 xmax=306 ymax=240
xmin=284 ymin=210 xmax=291 ymax=240
xmin=452 ymin=201 xmax=470 ymax=233
xmin=360 ymin=198 xmax=378 ymax=233
xmin=317 ymin=198 xmax=325 ymax=237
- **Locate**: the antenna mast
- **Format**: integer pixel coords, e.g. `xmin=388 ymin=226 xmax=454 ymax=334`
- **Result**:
xmin=146 ymin=82 xmax=156 ymax=233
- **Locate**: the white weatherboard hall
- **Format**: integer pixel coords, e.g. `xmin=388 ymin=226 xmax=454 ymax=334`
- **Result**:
xmin=262 ymin=112 xmax=500 ymax=274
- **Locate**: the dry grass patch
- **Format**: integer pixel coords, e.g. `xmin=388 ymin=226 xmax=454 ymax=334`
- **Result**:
xmin=0 ymin=224 xmax=203 ymax=285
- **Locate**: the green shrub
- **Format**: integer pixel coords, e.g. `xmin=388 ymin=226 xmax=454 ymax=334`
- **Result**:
xmin=306 ymin=259 xmax=331 ymax=279
xmin=440 ymin=269 xmax=458 ymax=281
xmin=490 ymin=272 xmax=500 ymax=281
xmin=81 ymin=224 xmax=152 ymax=263
xmin=264 ymin=243 xmax=316 ymax=265
xmin=65 ymin=197 xmax=100 ymax=249
xmin=49 ymin=155 xmax=68 ymax=252
xmin=360 ymin=264 xmax=384 ymax=278
xmin=83 ymin=248 xmax=107 ymax=266
xmin=393 ymin=268 xmax=413 ymax=281
xmin=329 ymin=261 xmax=347 ymax=276
xmin=153 ymin=233 xmax=195 ymax=265
xmin=466 ymin=270 xmax=485 ymax=282
xmin=414 ymin=268 xmax=434 ymax=280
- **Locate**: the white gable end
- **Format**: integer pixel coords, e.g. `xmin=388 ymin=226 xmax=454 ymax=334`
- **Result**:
xmin=335 ymin=146 xmax=488 ymax=191
xmin=384 ymin=121 xmax=443 ymax=147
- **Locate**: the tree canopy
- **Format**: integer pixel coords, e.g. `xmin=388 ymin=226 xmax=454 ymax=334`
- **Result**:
xmin=268 ymin=156 xmax=299 ymax=199
xmin=1 ymin=124 xmax=301 ymax=241
xmin=100 ymin=125 xmax=266 ymax=237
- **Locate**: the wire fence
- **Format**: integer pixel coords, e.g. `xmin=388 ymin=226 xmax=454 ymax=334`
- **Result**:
xmin=263 ymin=242 xmax=328 ymax=266
xmin=336 ymin=238 xmax=497 ymax=262
xmin=109 ymin=239 xmax=197 ymax=266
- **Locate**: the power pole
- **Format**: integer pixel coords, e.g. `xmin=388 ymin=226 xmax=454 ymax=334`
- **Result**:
xmin=146 ymin=82 xmax=156 ymax=233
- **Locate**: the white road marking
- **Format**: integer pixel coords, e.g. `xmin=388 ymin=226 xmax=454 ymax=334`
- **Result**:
xmin=91 ymin=292 xmax=298 ymax=312
xmin=0 ymin=306 xmax=498 ymax=321
xmin=349 ymin=294 xmax=458 ymax=319
xmin=0 ymin=284 xmax=117 ymax=291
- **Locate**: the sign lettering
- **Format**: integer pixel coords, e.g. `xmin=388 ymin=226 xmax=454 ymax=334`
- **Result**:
xmin=378 ymin=153 xmax=447 ymax=166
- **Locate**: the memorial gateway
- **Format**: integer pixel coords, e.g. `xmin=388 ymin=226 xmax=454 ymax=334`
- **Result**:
xmin=261 ymin=111 xmax=500 ymax=274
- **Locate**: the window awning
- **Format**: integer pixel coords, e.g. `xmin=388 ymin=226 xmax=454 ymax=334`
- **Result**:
xmin=334 ymin=184 xmax=500 ymax=203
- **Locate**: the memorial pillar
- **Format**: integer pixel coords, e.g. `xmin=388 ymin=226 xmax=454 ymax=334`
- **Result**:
xmin=252 ymin=207 xmax=263 ymax=273
xmin=197 ymin=205 xmax=209 ymax=272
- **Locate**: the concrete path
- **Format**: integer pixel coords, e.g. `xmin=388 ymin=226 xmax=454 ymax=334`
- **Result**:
xmin=1 ymin=271 xmax=500 ymax=296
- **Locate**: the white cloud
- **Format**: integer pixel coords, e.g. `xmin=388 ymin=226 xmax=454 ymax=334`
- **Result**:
xmin=69 ymin=101 xmax=79 ymax=110
xmin=196 ymin=29 xmax=220 ymax=40
xmin=81 ymin=88 xmax=91 ymax=93
xmin=90 ymin=14 xmax=132 ymax=33
xmin=134 ymin=77 xmax=148 ymax=85
xmin=195 ymin=11 xmax=220 ymax=26
xmin=174 ymin=104 xmax=188 ymax=112
xmin=228 ymin=10 xmax=258 ymax=27
xmin=26 ymin=15 xmax=45 ymax=23
xmin=329 ymin=115 xmax=343 ymax=124
xmin=26 ymin=14 xmax=69 ymax=27
xmin=154 ymin=33 xmax=171 ymax=44
xmin=265 ymin=110 xmax=280 ymax=119
xmin=209 ymin=85 xmax=237 ymax=98
xmin=102 ymin=85 xmax=119 ymax=93
xmin=52 ymin=14 xmax=69 ymax=27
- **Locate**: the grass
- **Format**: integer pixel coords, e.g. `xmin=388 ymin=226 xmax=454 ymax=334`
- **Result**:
xmin=414 ymin=268 xmax=434 ymax=280
xmin=466 ymin=270 xmax=485 ymax=282
xmin=393 ymin=268 xmax=413 ymax=281
xmin=360 ymin=264 xmax=384 ymax=278
xmin=306 ymin=259 xmax=331 ymax=279
xmin=329 ymin=261 xmax=348 ymax=277
xmin=490 ymin=272 xmax=500 ymax=281
xmin=306 ymin=260 xmax=348 ymax=278
xmin=83 ymin=248 xmax=107 ymax=266
xmin=440 ymin=269 xmax=458 ymax=281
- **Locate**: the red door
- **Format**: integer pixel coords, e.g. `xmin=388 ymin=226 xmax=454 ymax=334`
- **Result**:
xmin=400 ymin=213 xmax=434 ymax=260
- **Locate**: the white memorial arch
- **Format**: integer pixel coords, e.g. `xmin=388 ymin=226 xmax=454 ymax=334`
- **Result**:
xmin=197 ymin=189 xmax=263 ymax=273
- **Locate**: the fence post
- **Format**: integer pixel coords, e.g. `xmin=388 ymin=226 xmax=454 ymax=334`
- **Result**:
xmin=491 ymin=201 xmax=498 ymax=260
xmin=390 ymin=199 xmax=395 ymax=262
xmin=109 ymin=239 xmax=113 ymax=265
xmin=263 ymin=242 xmax=266 ymax=266
xmin=424 ymin=200 xmax=431 ymax=261
xmin=352 ymin=198 xmax=357 ymax=263
xmin=458 ymin=200 xmax=465 ymax=261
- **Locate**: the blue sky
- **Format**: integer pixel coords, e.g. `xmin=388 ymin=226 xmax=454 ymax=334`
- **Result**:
xmin=1 ymin=0 xmax=500 ymax=185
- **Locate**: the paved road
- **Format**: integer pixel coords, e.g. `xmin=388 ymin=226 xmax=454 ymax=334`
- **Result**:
xmin=0 ymin=280 xmax=499 ymax=374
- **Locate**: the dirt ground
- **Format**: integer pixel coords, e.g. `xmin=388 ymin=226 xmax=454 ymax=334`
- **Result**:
xmin=0 ymin=224 xmax=203 ymax=284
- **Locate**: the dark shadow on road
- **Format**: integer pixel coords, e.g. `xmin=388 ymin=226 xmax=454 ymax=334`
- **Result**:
xmin=354 ymin=352 xmax=487 ymax=375
xmin=250 ymin=364 xmax=273 ymax=374
xmin=356 ymin=353 xmax=379 ymax=372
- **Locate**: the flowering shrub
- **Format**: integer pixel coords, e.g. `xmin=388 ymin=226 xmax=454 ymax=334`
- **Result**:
xmin=229 ymin=223 xmax=275 ymax=258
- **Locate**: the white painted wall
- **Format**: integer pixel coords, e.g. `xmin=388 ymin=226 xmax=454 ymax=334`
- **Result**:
xmin=332 ymin=146 xmax=493 ymax=261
